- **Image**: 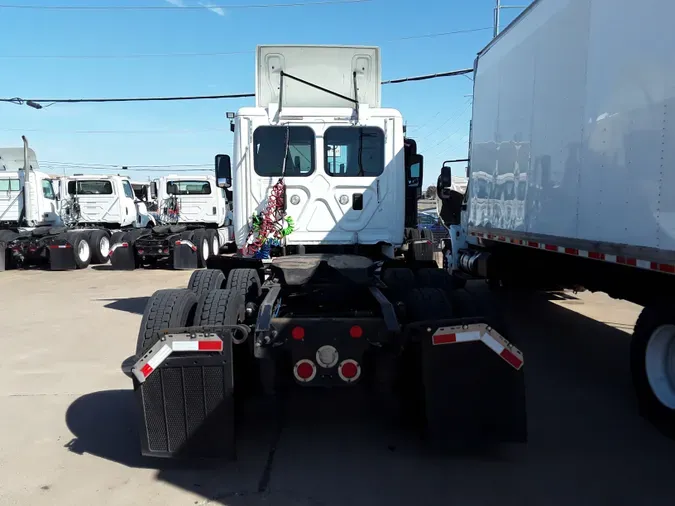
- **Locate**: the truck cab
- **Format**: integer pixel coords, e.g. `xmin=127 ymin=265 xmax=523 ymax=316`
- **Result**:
xmin=219 ymin=45 xmax=422 ymax=258
xmin=62 ymin=174 xmax=155 ymax=229
xmin=154 ymin=174 xmax=229 ymax=227
xmin=0 ymin=147 xmax=62 ymax=228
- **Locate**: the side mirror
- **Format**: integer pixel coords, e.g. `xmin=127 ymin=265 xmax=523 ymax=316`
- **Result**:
xmin=215 ymin=154 xmax=232 ymax=189
xmin=150 ymin=182 xmax=157 ymax=200
xmin=407 ymin=154 xmax=423 ymax=189
xmin=439 ymin=165 xmax=452 ymax=189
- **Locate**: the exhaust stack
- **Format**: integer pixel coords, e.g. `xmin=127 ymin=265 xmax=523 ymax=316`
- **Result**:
xmin=22 ymin=135 xmax=36 ymax=227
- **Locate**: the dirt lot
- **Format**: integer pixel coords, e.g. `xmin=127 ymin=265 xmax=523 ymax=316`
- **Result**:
xmin=1 ymin=267 xmax=675 ymax=506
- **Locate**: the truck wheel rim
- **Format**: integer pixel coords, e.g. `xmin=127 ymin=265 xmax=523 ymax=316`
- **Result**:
xmin=202 ymin=238 xmax=209 ymax=261
xmin=99 ymin=236 xmax=110 ymax=258
xmin=212 ymin=236 xmax=219 ymax=256
xmin=645 ymin=324 xmax=675 ymax=409
xmin=78 ymin=240 xmax=91 ymax=262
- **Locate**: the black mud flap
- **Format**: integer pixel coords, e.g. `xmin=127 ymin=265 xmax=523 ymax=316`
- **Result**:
xmin=129 ymin=328 xmax=238 ymax=459
xmin=411 ymin=319 xmax=527 ymax=450
xmin=0 ymin=242 xmax=6 ymax=271
xmin=110 ymin=243 xmax=137 ymax=270
xmin=172 ymin=243 xmax=199 ymax=270
xmin=48 ymin=241 xmax=77 ymax=271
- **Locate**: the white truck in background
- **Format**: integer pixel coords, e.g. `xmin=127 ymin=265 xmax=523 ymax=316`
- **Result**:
xmin=0 ymin=137 xmax=108 ymax=270
xmin=438 ymin=0 xmax=675 ymax=437
xmin=109 ymin=173 xmax=234 ymax=270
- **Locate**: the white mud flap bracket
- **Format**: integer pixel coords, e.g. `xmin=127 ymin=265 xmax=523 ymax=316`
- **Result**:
xmin=130 ymin=332 xmax=224 ymax=383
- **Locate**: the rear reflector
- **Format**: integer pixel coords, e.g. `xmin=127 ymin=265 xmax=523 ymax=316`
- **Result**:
xmin=293 ymin=359 xmax=316 ymax=382
xmin=291 ymin=326 xmax=305 ymax=340
xmin=349 ymin=325 xmax=363 ymax=338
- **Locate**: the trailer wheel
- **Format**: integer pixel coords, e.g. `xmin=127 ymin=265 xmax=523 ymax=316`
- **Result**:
xmin=136 ymin=288 xmax=198 ymax=355
xmin=631 ymin=303 xmax=675 ymax=437
xmin=68 ymin=233 xmax=91 ymax=269
xmin=188 ymin=268 xmax=226 ymax=297
xmin=225 ymin=268 xmax=262 ymax=306
xmin=88 ymin=229 xmax=110 ymax=264
xmin=193 ymin=229 xmax=210 ymax=268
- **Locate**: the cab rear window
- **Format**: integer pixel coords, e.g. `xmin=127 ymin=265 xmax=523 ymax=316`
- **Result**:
xmin=324 ymin=126 xmax=384 ymax=177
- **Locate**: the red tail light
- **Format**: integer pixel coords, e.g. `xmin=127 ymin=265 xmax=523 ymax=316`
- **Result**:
xmin=338 ymin=359 xmax=361 ymax=383
xmin=291 ymin=326 xmax=305 ymax=340
xmin=349 ymin=325 xmax=363 ymax=338
xmin=294 ymin=359 xmax=316 ymax=382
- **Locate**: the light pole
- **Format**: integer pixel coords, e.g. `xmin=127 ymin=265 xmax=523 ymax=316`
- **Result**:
xmin=494 ymin=0 xmax=529 ymax=38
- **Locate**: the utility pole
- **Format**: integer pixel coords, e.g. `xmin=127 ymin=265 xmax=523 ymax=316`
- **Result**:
xmin=493 ymin=0 xmax=529 ymax=38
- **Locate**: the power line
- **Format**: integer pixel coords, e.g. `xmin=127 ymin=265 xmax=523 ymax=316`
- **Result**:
xmin=0 ymin=128 xmax=228 ymax=134
xmin=0 ymin=28 xmax=491 ymax=59
xmin=1 ymin=67 xmax=473 ymax=106
xmin=43 ymin=161 xmax=211 ymax=168
xmin=0 ymin=0 xmax=371 ymax=11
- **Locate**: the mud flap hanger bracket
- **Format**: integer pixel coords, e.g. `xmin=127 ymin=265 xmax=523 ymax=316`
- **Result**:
xmin=404 ymin=318 xmax=524 ymax=371
xmin=124 ymin=324 xmax=250 ymax=383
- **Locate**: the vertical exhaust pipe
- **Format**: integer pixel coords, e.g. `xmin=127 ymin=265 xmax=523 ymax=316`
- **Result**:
xmin=21 ymin=135 xmax=36 ymax=227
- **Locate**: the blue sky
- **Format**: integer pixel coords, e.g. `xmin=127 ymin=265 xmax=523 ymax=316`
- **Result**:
xmin=0 ymin=0 xmax=528 ymax=187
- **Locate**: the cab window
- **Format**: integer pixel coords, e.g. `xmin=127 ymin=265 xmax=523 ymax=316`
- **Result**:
xmin=122 ymin=181 xmax=135 ymax=199
xmin=0 ymin=179 xmax=20 ymax=191
xmin=324 ymin=126 xmax=385 ymax=177
xmin=42 ymin=180 xmax=56 ymax=200
xmin=253 ymin=126 xmax=315 ymax=177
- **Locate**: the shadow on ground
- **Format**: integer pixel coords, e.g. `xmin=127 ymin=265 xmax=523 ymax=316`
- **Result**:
xmin=67 ymin=286 xmax=675 ymax=505
xmin=98 ymin=297 xmax=150 ymax=315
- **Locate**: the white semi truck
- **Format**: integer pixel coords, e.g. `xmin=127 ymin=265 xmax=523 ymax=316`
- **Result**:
xmin=438 ymin=0 xmax=675 ymax=437
xmin=109 ymin=174 xmax=234 ymax=270
xmin=0 ymin=137 xmax=116 ymax=270
xmin=122 ymin=45 xmax=527 ymax=459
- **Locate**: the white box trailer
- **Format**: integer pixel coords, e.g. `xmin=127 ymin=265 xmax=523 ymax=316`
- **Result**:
xmin=440 ymin=0 xmax=675 ymax=436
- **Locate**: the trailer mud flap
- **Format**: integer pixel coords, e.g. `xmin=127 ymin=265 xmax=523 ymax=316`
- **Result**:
xmin=126 ymin=330 xmax=239 ymax=459
xmin=48 ymin=241 xmax=77 ymax=271
xmin=110 ymin=242 xmax=137 ymax=270
xmin=411 ymin=320 xmax=527 ymax=448
xmin=172 ymin=240 xmax=198 ymax=270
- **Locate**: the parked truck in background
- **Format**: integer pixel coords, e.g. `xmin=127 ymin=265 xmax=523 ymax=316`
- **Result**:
xmin=122 ymin=45 xmax=527 ymax=460
xmin=438 ymin=0 xmax=675 ymax=436
xmin=0 ymin=137 xmax=109 ymax=270
xmin=109 ymin=173 xmax=234 ymax=270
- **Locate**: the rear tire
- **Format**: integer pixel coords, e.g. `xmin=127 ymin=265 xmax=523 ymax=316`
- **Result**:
xmin=88 ymin=229 xmax=110 ymax=265
xmin=68 ymin=233 xmax=91 ymax=269
xmin=188 ymin=268 xmax=226 ymax=297
xmin=206 ymin=229 xmax=219 ymax=257
xmin=631 ymin=303 xmax=675 ymax=438
xmin=225 ymin=268 xmax=262 ymax=306
xmin=136 ymin=289 xmax=198 ymax=354
xmin=193 ymin=229 xmax=210 ymax=268
xmin=381 ymin=267 xmax=415 ymax=294
xmin=195 ymin=289 xmax=255 ymax=397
